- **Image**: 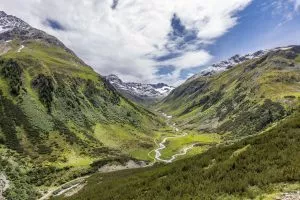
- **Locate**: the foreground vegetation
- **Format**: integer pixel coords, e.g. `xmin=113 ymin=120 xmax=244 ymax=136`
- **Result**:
xmin=158 ymin=46 xmax=300 ymax=140
xmin=0 ymin=39 xmax=167 ymax=199
xmin=55 ymin=104 xmax=300 ymax=200
xmin=158 ymin=132 xmax=221 ymax=160
xmin=1 ymin=27 xmax=300 ymax=200
xmin=0 ymin=39 xmax=220 ymax=199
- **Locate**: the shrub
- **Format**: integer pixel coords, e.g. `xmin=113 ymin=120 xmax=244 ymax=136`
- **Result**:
xmin=1 ymin=59 xmax=23 ymax=96
xmin=32 ymin=74 xmax=54 ymax=113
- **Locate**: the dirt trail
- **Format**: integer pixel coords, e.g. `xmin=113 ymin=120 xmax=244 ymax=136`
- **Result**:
xmin=38 ymin=176 xmax=88 ymax=200
xmin=17 ymin=45 xmax=24 ymax=52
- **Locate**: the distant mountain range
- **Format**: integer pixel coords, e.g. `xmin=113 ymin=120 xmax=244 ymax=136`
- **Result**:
xmin=160 ymin=45 xmax=300 ymax=135
xmin=188 ymin=46 xmax=296 ymax=81
xmin=106 ymin=74 xmax=174 ymax=105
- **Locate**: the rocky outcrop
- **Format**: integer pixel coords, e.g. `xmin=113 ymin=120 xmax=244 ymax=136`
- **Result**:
xmin=0 ymin=11 xmax=84 ymax=65
xmin=0 ymin=173 xmax=9 ymax=199
xmin=278 ymin=191 xmax=300 ymax=200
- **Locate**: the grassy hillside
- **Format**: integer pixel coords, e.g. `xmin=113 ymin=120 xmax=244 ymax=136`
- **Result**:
xmin=2 ymin=32 xmax=300 ymax=200
xmin=0 ymin=39 xmax=165 ymax=199
xmin=56 ymin=103 xmax=300 ymax=200
xmin=158 ymin=46 xmax=300 ymax=139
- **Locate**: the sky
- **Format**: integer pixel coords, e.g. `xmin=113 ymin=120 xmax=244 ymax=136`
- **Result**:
xmin=1 ymin=0 xmax=300 ymax=85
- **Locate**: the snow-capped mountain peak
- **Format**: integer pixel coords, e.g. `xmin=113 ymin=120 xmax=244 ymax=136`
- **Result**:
xmin=187 ymin=49 xmax=271 ymax=81
xmin=0 ymin=11 xmax=74 ymax=53
xmin=106 ymin=74 xmax=174 ymax=104
xmin=188 ymin=46 xmax=297 ymax=82
xmin=0 ymin=11 xmax=31 ymax=34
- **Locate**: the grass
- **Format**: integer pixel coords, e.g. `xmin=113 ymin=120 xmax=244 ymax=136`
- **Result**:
xmin=93 ymin=124 xmax=182 ymax=161
xmin=2 ymin=38 xmax=300 ymax=199
xmin=54 ymin=150 xmax=94 ymax=168
xmin=53 ymin=107 xmax=300 ymax=200
xmin=255 ymin=183 xmax=300 ymax=200
xmin=157 ymin=52 xmax=300 ymax=138
xmin=230 ymin=144 xmax=250 ymax=158
xmin=295 ymin=55 xmax=300 ymax=63
xmin=160 ymin=132 xmax=221 ymax=160
xmin=93 ymin=123 xmax=154 ymax=157
xmin=182 ymin=145 xmax=211 ymax=159
xmin=4 ymin=41 xmax=99 ymax=82
xmin=129 ymin=149 xmax=153 ymax=161
xmin=0 ymin=39 xmax=173 ymax=199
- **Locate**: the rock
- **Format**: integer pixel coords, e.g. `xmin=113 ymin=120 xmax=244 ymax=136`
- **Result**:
xmin=0 ymin=11 xmax=85 ymax=65
xmin=0 ymin=173 xmax=9 ymax=200
xmin=279 ymin=191 xmax=300 ymax=200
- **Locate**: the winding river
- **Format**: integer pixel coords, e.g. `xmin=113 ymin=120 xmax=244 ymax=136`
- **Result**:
xmin=153 ymin=113 xmax=196 ymax=163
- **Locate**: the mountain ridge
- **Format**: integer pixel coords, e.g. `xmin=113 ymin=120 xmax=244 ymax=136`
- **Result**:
xmin=0 ymin=11 xmax=82 ymax=62
xmin=61 ymin=45 xmax=300 ymax=200
xmin=159 ymin=45 xmax=300 ymax=138
xmin=0 ymin=11 xmax=165 ymax=199
xmin=187 ymin=46 xmax=296 ymax=81
xmin=1 ymin=10 xmax=300 ymax=200
xmin=106 ymin=74 xmax=174 ymax=105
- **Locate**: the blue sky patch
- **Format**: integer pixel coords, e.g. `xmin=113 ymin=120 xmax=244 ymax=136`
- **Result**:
xmin=154 ymin=52 xmax=182 ymax=62
xmin=155 ymin=65 xmax=176 ymax=75
xmin=46 ymin=19 xmax=65 ymax=30
xmin=168 ymin=14 xmax=198 ymax=50
xmin=111 ymin=0 xmax=118 ymax=10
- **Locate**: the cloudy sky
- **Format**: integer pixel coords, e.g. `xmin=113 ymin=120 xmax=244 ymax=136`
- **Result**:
xmin=1 ymin=0 xmax=300 ymax=85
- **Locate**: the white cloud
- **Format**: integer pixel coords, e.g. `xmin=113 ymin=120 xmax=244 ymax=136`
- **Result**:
xmin=160 ymin=51 xmax=212 ymax=69
xmin=293 ymin=0 xmax=300 ymax=10
xmin=0 ymin=0 xmax=252 ymax=85
xmin=270 ymin=0 xmax=300 ymax=27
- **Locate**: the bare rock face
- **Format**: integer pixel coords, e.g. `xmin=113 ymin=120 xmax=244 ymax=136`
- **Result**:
xmin=0 ymin=11 xmax=83 ymax=63
xmin=0 ymin=11 xmax=62 ymax=46
xmin=277 ymin=191 xmax=300 ymax=200
xmin=0 ymin=173 xmax=9 ymax=199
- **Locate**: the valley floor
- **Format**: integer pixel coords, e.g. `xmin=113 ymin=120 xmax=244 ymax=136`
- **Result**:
xmin=41 ymin=112 xmax=220 ymax=199
xmin=51 ymin=108 xmax=300 ymax=200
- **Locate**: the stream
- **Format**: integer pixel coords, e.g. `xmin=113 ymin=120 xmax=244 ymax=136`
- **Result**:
xmin=153 ymin=113 xmax=196 ymax=163
xmin=40 ymin=112 xmax=195 ymax=199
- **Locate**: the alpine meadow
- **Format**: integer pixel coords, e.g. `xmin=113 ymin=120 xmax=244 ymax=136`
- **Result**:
xmin=1 ymin=1 xmax=300 ymax=200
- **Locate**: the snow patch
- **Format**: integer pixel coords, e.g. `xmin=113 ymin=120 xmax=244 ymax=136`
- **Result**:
xmin=278 ymin=47 xmax=293 ymax=51
xmin=0 ymin=26 xmax=11 ymax=33
xmin=106 ymin=74 xmax=174 ymax=99
xmin=188 ymin=46 xmax=296 ymax=82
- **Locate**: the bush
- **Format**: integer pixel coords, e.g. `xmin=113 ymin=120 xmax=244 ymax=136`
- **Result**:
xmin=218 ymin=99 xmax=286 ymax=136
xmin=32 ymin=74 xmax=54 ymax=113
xmin=1 ymin=59 xmax=23 ymax=96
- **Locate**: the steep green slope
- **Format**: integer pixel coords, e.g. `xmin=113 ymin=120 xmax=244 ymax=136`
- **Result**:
xmin=158 ymin=46 xmax=300 ymax=139
xmin=57 ymin=103 xmax=300 ymax=200
xmin=0 ymin=39 xmax=165 ymax=199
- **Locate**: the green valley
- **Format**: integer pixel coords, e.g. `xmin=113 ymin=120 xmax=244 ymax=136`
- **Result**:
xmin=53 ymin=46 xmax=300 ymax=200
xmin=0 ymin=38 xmax=170 ymax=199
xmin=1 ymin=9 xmax=300 ymax=200
xmin=158 ymin=47 xmax=300 ymax=140
xmin=54 ymin=102 xmax=300 ymax=200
